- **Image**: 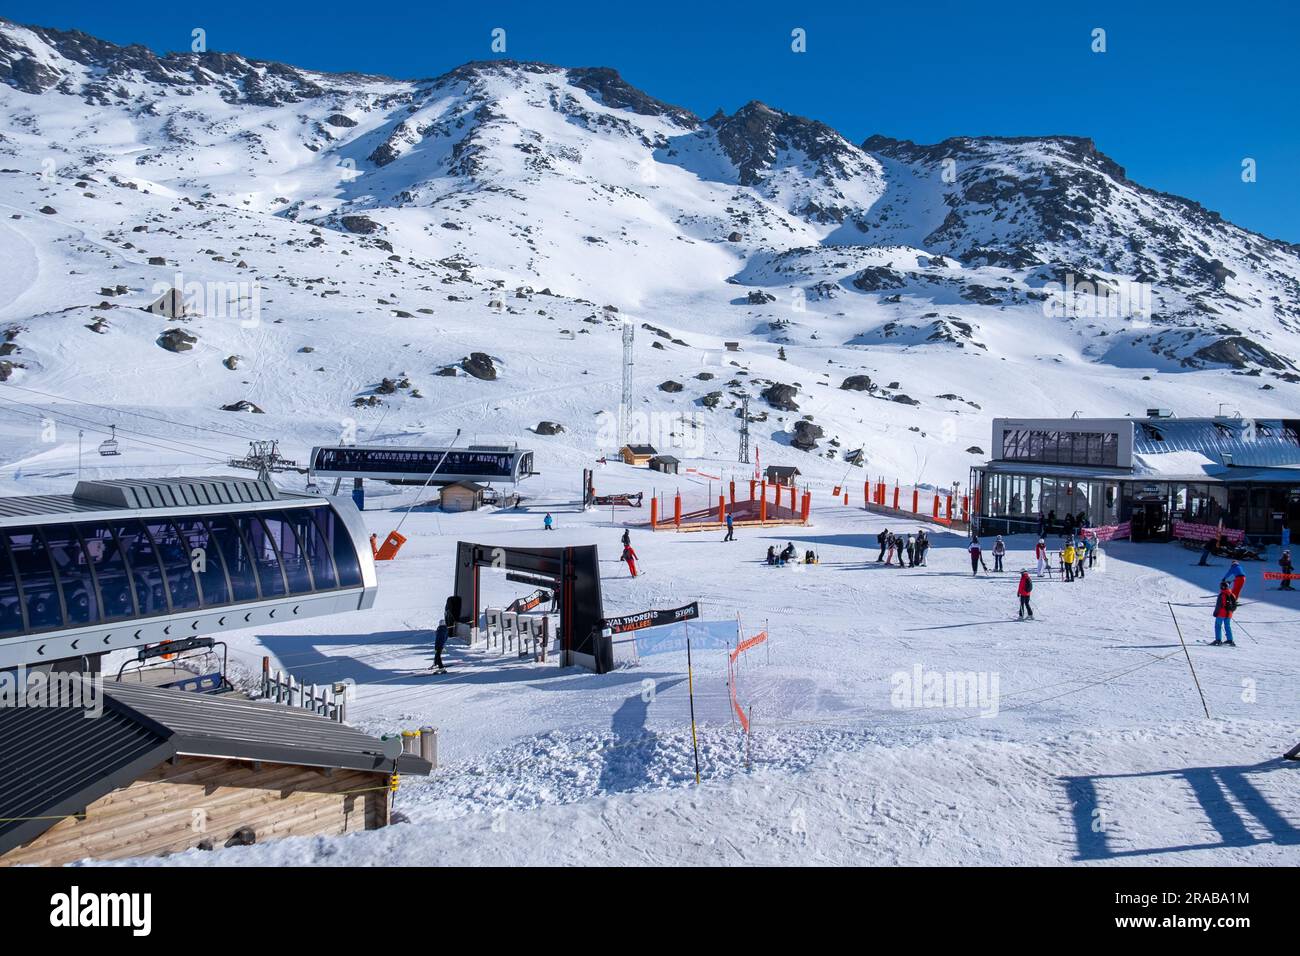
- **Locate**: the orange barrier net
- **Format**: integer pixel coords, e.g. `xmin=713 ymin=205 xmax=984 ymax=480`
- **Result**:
xmin=728 ymin=630 xmax=767 ymax=733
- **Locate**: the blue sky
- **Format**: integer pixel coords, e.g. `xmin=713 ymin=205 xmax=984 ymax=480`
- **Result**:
xmin=6 ymin=1 xmax=1298 ymax=241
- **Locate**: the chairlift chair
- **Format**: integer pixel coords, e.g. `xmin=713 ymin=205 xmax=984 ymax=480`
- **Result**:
xmin=98 ymin=425 xmax=121 ymax=457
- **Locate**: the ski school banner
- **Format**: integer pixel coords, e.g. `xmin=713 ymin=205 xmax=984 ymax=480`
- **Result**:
xmin=1171 ymin=520 xmax=1246 ymax=544
xmin=1091 ymin=522 xmax=1130 ymax=542
xmin=605 ymin=602 xmax=700 ymax=634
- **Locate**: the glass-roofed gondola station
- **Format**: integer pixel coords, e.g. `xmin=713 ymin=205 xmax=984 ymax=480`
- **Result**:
xmin=0 ymin=477 xmax=375 ymax=674
xmin=971 ymin=412 xmax=1300 ymax=543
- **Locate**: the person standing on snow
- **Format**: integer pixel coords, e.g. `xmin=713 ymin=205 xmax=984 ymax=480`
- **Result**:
xmin=1212 ymin=580 xmax=1238 ymax=645
xmin=968 ymin=537 xmax=986 ymax=576
xmin=723 ymin=511 xmax=735 ymax=542
xmin=1280 ymin=550 xmax=1294 ymax=591
xmin=1035 ymin=538 xmax=1048 ymax=577
xmin=621 ymin=541 xmax=639 ymax=577
xmin=433 ymin=621 xmax=450 ymax=671
xmin=1084 ymin=531 xmax=1098 ymax=568
xmin=905 ymin=533 xmax=916 ymax=568
xmin=1223 ymin=560 xmax=1246 ymax=600
xmin=916 ymin=529 xmax=929 ymax=567
xmin=876 ymin=529 xmax=890 ymax=562
xmin=1062 ymin=540 xmax=1076 ymax=581
xmin=1017 ymin=570 xmax=1034 ymax=619
xmin=992 ymin=535 xmax=1006 ymax=572
xmin=543 ymin=512 xmax=553 ymax=531
xmin=621 ymin=528 xmax=631 ymax=548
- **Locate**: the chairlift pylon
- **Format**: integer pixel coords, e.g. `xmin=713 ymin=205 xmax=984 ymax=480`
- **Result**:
xmin=98 ymin=425 xmax=121 ymax=457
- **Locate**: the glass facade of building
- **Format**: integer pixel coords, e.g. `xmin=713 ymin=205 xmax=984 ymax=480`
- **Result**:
xmin=999 ymin=429 xmax=1121 ymax=467
xmin=0 ymin=506 xmax=363 ymax=638
xmin=974 ymin=469 xmax=1300 ymax=541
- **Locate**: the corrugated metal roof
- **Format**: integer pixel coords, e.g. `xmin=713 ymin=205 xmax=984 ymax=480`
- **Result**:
xmin=104 ymin=681 xmax=426 ymax=774
xmin=0 ymin=697 xmax=173 ymax=857
xmin=0 ymin=476 xmax=308 ymax=523
xmin=1132 ymin=419 xmax=1300 ymax=468
xmin=72 ymin=476 xmax=282 ymax=510
xmin=1 ymin=680 xmax=431 ymax=858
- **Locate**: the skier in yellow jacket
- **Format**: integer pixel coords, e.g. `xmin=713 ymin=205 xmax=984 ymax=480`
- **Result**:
xmin=1062 ymin=542 xmax=1077 ymax=582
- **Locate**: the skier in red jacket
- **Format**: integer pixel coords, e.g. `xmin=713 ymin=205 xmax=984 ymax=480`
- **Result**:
xmin=1017 ymin=571 xmax=1034 ymax=620
xmin=1212 ymin=581 xmax=1237 ymax=646
xmin=621 ymin=543 xmax=639 ymax=578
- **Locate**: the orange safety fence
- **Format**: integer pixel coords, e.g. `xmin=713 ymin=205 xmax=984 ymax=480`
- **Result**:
xmin=728 ymin=630 xmax=767 ymax=733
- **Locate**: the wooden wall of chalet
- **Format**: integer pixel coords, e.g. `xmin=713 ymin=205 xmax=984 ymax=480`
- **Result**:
xmin=2 ymin=756 xmax=389 ymax=867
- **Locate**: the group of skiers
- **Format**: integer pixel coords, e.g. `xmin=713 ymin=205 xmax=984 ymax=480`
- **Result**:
xmin=766 ymin=542 xmax=817 ymax=566
xmin=876 ymin=528 xmax=930 ymax=567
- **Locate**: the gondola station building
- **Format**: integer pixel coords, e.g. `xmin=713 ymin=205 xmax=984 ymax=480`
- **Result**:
xmin=971 ymin=411 xmax=1300 ymax=543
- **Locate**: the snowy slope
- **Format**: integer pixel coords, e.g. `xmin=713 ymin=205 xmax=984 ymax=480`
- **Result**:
xmin=2 ymin=18 xmax=1299 ymax=867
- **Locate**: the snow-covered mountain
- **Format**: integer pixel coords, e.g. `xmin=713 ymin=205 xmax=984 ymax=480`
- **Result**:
xmin=2 ymin=15 xmax=1298 ymax=492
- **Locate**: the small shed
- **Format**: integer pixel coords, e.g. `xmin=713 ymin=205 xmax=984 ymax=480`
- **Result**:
xmin=724 ymin=342 xmax=742 ymax=352
xmin=0 ymin=681 xmax=431 ymax=866
xmin=440 ymin=480 xmax=486 ymax=512
xmin=766 ymin=465 xmax=801 ymax=486
xmin=649 ymin=455 xmax=680 ymax=475
xmin=620 ymin=444 xmax=658 ymax=466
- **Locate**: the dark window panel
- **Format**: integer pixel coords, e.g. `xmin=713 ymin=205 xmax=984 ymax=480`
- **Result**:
xmin=296 ymin=509 xmax=338 ymax=591
xmin=315 ymin=508 xmax=362 ymax=588
xmin=118 ymin=521 xmax=170 ymax=616
xmin=265 ymin=512 xmax=313 ymax=595
xmin=45 ymin=525 xmax=99 ymax=627
xmin=6 ymin=529 xmax=64 ymax=631
xmin=77 ymin=523 xmax=137 ymax=621
xmin=172 ymin=518 xmax=231 ymax=607
xmin=241 ymin=515 xmax=287 ymax=598
xmin=0 ymin=535 xmax=25 ymax=635
xmin=205 ymin=513 xmax=261 ymax=602
xmin=147 ymin=520 xmax=199 ymax=612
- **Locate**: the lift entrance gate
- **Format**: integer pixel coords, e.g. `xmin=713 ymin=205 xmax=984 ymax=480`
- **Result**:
xmin=452 ymin=543 xmax=609 ymax=672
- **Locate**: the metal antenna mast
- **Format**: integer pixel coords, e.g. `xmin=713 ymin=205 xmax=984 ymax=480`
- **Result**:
xmin=619 ymin=318 xmax=635 ymax=450
xmin=738 ymin=395 xmax=751 ymax=463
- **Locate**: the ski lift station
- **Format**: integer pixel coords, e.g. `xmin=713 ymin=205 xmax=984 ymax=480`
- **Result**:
xmin=0 ymin=476 xmax=376 ymax=674
xmin=309 ymin=444 xmax=535 ymax=486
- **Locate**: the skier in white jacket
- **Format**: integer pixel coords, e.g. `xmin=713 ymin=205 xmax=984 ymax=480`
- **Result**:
xmin=1035 ymin=537 xmax=1048 ymax=576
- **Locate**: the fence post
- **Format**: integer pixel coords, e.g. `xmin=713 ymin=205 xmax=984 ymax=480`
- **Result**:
xmin=893 ymin=483 xmax=900 ymax=510
xmin=933 ymin=494 xmax=940 ymax=519
xmin=650 ymin=495 xmax=658 ymax=528
xmin=864 ymin=481 xmax=869 ymax=508
xmin=674 ymin=491 xmax=682 ymax=529
xmin=912 ymin=489 xmax=919 ymax=513
xmin=718 ymin=494 xmax=726 ymax=524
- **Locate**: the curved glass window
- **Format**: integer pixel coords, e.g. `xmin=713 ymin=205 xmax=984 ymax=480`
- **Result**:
xmin=240 ymin=515 xmax=287 ymax=598
xmin=172 ymin=518 xmax=231 ymax=607
xmin=262 ymin=512 xmax=314 ymax=595
xmin=205 ymin=513 xmax=261 ymax=602
xmin=146 ymin=520 xmax=199 ymax=612
xmin=45 ymin=525 xmax=98 ymax=627
xmin=0 ymin=537 xmax=25 ymax=636
xmin=78 ymin=523 xmax=137 ymax=621
xmin=5 ymin=529 xmax=63 ymax=631
xmin=113 ymin=520 xmax=170 ymax=616
xmin=294 ymin=509 xmax=338 ymax=590
xmin=314 ymin=508 xmax=362 ymax=588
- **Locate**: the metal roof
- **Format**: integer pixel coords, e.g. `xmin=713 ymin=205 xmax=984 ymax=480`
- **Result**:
xmin=0 ymin=681 xmax=431 ymax=858
xmin=1132 ymin=418 xmax=1300 ymax=467
xmin=0 ymin=476 xmax=314 ymax=525
xmin=0 ymin=697 xmax=173 ymax=857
